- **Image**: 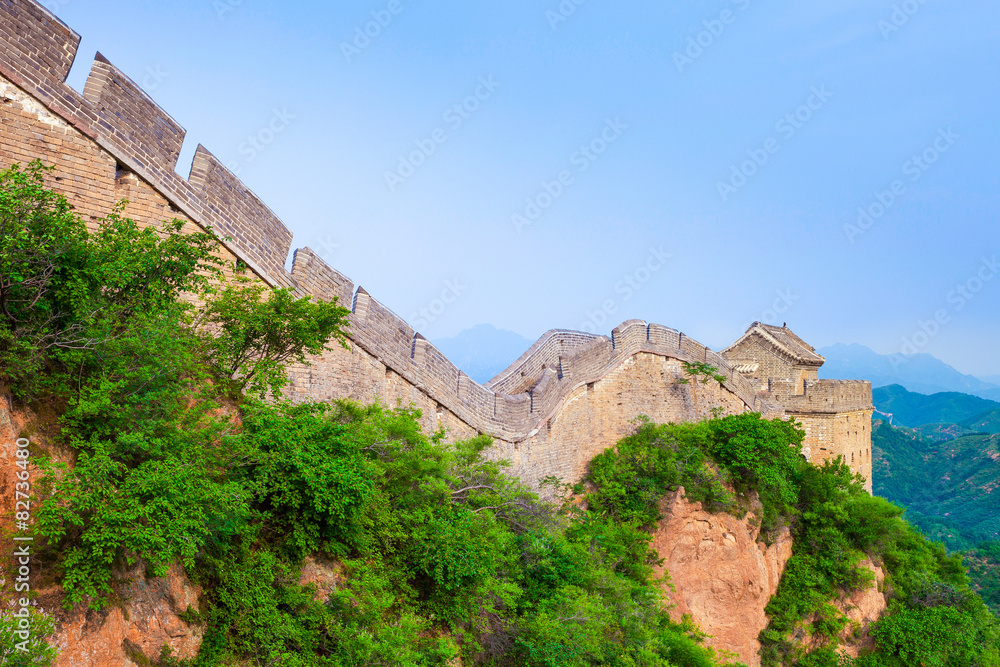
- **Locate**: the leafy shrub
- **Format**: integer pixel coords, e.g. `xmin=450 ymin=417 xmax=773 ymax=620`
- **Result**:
xmin=197 ymin=276 xmax=349 ymax=398
xmin=0 ymin=608 xmax=59 ymax=666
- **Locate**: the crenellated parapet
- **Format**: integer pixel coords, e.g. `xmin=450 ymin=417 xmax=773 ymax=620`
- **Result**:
xmin=189 ymin=145 xmax=295 ymax=286
xmin=0 ymin=0 xmax=293 ymax=286
xmin=766 ymin=379 xmax=873 ymax=415
xmin=0 ymin=0 xmax=866 ymax=494
xmin=82 ymin=52 xmax=186 ymax=174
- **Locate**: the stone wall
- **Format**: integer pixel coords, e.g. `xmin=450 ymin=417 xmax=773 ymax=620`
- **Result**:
xmin=0 ymin=0 xmax=874 ymax=492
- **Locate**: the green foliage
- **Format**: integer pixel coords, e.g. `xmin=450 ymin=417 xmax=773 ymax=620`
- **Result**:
xmin=183 ymin=400 xmax=742 ymax=667
xmin=0 ymin=163 xmax=346 ymax=621
xmin=0 ymin=161 xmax=88 ymax=393
xmin=678 ymin=362 xmax=728 ymax=413
xmin=759 ymin=457 xmax=999 ymax=667
xmin=706 ymin=415 xmax=803 ymax=533
xmin=237 ymin=401 xmax=375 ymax=559
xmin=197 ymin=276 xmax=349 ymax=398
xmin=964 ymin=542 xmax=1000 ymax=614
xmin=9 ymin=166 xmax=997 ymax=667
xmin=678 ymin=361 xmax=728 ymax=387
xmin=872 ymin=419 xmax=1000 ymax=549
xmin=581 ymin=404 xmax=1000 ymax=666
xmin=587 ymin=413 xmax=803 ymax=536
xmin=0 ymin=609 xmax=59 ymax=666
xmin=587 ymin=417 xmax=734 ymax=526
xmin=873 ymin=385 xmax=1000 ymax=430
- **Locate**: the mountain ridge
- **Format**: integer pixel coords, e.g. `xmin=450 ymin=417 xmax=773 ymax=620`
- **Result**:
xmin=431 ymin=324 xmax=535 ymax=384
xmin=818 ymin=343 xmax=1000 ymax=401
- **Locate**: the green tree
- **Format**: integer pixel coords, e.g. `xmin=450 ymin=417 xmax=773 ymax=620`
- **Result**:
xmin=197 ymin=276 xmax=350 ymax=398
xmin=678 ymin=361 xmax=728 ymax=414
xmin=0 ymin=161 xmax=88 ymax=393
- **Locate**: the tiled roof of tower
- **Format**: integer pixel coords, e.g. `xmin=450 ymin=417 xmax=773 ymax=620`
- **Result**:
xmin=724 ymin=322 xmax=826 ymax=366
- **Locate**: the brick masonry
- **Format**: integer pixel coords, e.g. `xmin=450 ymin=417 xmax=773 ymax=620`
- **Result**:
xmin=723 ymin=324 xmax=874 ymax=492
xmin=0 ymin=0 xmax=873 ymax=490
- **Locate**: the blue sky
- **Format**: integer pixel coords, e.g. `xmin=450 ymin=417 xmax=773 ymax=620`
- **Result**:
xmin=50 ymin=0 xmax=1000 ymax=374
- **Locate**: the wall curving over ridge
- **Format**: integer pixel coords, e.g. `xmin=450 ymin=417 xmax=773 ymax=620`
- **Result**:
xmin=0 ymin=0 xmax=798 ymax=491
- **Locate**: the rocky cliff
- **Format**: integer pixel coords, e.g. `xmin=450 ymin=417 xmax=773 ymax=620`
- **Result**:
xmin=653 ymin=489 xmax=794 ymax=667
xmin=652 ymin=488 xmax=887 ymax=666
xmin=1 ymin=396 xmax=203 ymax=667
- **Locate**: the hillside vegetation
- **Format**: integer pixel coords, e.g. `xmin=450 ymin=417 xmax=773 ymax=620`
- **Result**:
xmin=872 ymin=420 xmax=1000 ymax=550
xmin=873 ymin=385 xmax=1000 ymax=430
xmin=2 ymin=162 xmax=999 ymax=666
xmin=871 ymin=415 xmax=1000 ymax=614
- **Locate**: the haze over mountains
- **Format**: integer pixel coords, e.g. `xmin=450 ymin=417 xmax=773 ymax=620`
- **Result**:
xmin=432 ymin=325 xmax=535 ymax=384
xmin=817 ymin=343 xmax=1000 ymax=401
xmin=872 ymin=385 xmax=1000 ymax=438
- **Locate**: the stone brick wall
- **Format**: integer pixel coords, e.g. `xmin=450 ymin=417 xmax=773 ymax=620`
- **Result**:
xmin=795 ymin=410 xmax=874 ymax=493
xmin=0 ymin=0 xmax=872 ymax=491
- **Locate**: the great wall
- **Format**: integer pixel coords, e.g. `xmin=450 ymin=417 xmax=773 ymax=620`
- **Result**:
xmin=0 ymin=0 xmax=874 ymax=491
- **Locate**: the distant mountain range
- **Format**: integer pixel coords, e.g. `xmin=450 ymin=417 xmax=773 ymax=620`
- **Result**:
xmin=817 ymin=343 xmax=1000 ymax=402
xmin=872 ymin=385 xmax=1000 ymax=436
xmin=432 ymin=325 xmax=535 ymax=384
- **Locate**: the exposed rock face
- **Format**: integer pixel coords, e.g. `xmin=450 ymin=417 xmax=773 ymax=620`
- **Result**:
xmin=46 ymin=563 xmax=204 ymax=667
xmin=299 ymin=555 xmax=344 ymax=602
xmin=652 ymin=489 xmax=794 ymax=667
xmin=807 ymin=558 xmax=886 ymax=659
xmin=0 ymin=395 xmax=205 ymax=666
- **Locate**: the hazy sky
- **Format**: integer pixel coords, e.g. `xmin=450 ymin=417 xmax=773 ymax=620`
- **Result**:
xmin=50 ymin=1 xmax=1000 ymax=374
